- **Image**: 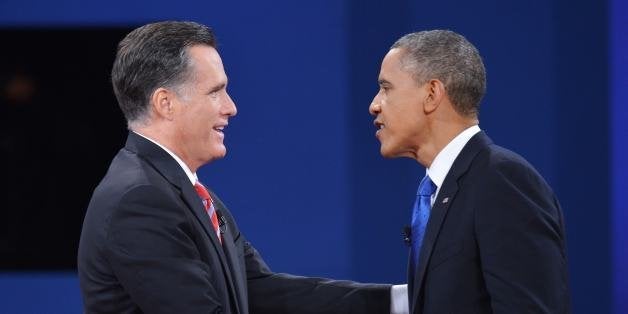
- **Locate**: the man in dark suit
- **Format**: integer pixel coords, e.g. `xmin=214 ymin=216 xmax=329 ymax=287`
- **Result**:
xmin=368 ymin=30 xmax=571 ymax=313
xmin=78 ymin=21 xmax=400 ymax=314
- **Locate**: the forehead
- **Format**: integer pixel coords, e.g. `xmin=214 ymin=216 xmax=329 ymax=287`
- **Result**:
xmin=381 ymin=48 xmax=406 ymax=70
xmin=187 ymin=45 xmax=227 ymax=83
xmin=379 ymin=48 xmax=415 ymax=83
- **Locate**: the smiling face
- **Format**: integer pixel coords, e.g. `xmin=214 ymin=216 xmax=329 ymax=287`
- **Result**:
xmin=170 ymin=45 xmax=237 ymax=170
xmin=369 ymin=48 xmax=430 ymax=160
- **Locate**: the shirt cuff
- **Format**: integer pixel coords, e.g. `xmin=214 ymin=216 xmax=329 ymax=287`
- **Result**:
xmin=390 ymin=284 xmax=409 ymax=314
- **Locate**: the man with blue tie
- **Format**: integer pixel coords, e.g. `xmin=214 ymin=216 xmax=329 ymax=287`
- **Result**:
xmin=369 ymin=30 xmax=571 ymax=313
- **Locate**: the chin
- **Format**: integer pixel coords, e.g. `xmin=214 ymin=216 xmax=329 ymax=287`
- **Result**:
xmin=380 ymin=143 xmax=406 ymax=159
xmin=214 ymin=147 xmax=227 ymax=159
xmin=206 ymin=145 xmax=227 ymax=162
xmin=379 ymin=146 xmax=395 ymax=158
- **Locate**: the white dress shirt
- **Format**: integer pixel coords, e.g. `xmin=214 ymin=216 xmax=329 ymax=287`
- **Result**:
xmin=391 ymin=284 xmax=409 ymax=314
xmin=426 ymin=125 xmax=481 ymax=205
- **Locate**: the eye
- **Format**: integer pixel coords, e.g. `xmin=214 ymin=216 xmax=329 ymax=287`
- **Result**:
xmin=208 ymin=90 xmax=221 ymax=99
xmin=207 ymin=83 xmax=226 ymax=99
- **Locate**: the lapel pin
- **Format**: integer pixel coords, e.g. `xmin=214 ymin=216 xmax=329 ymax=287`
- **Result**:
xmin=442 ymin=197 xmax=449 ymax=204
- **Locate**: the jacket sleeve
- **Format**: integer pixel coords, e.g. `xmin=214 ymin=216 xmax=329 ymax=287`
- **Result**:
xmin=475 ymin=159 xmax=571 ymax=314
xmin=243 ymin=235 xmax=392 ymax=314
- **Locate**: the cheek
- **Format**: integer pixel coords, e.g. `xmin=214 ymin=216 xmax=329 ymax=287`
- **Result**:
xmin=389 ymin=108 xmax=418 ymax=137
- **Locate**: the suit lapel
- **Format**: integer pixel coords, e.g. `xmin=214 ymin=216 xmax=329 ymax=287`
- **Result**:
xmin=124 ymin=132 xmax=243 ymax=313
xmin=410 ymin=176 xmax=458 ymax=311
xmin=410 ymin=132 xmax=493 ymax=313
xmin=179 ymin=184 xmax=243 ymax=314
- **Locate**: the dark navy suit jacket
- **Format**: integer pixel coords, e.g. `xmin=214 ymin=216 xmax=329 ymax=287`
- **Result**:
xmin=409 ymin=132 xmax=571 ymax=314
xmin=78 ymin=132 xmax=390 ymax=314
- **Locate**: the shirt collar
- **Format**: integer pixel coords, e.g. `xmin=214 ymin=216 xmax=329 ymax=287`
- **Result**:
xmin=133 ymin=131 xmax=198 ymax=185
xmin=426 ymin=125 xmax=481 ymax=189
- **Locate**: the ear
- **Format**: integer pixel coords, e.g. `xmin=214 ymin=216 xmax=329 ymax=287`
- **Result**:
xmin=150 ymin=87 xmax=176 ymax=120
xmin=423 ymin=79 xmax=446 ymax=114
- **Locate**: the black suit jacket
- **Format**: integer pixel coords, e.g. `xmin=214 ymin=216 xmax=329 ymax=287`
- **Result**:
xmin=408 ymin=132 xmax=571 ymax=314
xmin=78 ymin=132 xmax=390 ymax=314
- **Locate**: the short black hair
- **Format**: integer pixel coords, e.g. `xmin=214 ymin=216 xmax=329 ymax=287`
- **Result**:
xmin=111 ymin=21 xmax=216 ymax=125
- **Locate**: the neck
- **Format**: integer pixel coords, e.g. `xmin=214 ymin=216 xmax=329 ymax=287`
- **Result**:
xmin=416 ymin=118 xmax=478 ymax=168
xmin=132 ymin=125 xmax=199 ymax=173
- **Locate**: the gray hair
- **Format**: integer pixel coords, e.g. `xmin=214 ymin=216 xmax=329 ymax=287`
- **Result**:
xmin=111 ymin=21 xmax=216 ymax=128
xmin=391 ymin=30 xmax=486 ymax=117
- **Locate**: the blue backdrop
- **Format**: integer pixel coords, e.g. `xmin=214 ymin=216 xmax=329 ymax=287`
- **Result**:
xmin=0 ymin=0 xmax=624 ymax=313
xmin=611 ymin=0 xmax=627 ymax=312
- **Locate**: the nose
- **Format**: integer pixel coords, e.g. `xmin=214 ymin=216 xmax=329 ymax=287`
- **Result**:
xmin=369 ymin=94 xmax=381 ymax=116
xmin=224 ymin=93 xmax=237 ymax=117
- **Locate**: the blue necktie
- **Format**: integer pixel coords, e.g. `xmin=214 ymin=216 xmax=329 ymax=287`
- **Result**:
xmin=409 ymin=175 xmax=437 ymax=282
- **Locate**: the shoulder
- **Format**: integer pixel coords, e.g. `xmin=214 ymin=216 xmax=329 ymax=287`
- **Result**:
xmin=473 ymin=143 xmax=547 ymax=186
xmin=85 ymin=149 xmax=186 ymax=235
xmin=466 ymin=143 xmax=559 ymax=217
xmin=95 ymin=148 xmax=175 ymax=202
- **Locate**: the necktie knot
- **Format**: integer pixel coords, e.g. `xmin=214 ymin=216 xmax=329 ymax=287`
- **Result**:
xmin=194 ymin=181 xmax=211 ymax=202
xmin=417 ymin=175 xmax=437 ymax=197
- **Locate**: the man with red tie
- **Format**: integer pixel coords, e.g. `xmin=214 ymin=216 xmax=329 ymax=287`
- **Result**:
xmin=78 ymin=21 xmax=405 ymax=314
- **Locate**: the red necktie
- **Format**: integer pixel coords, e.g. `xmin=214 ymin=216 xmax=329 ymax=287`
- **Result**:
xmin=193 ymin=181 xmax=222 ymax=244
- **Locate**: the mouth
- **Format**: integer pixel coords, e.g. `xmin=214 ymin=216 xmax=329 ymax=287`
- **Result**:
xmin=213 ymin=123 xmax=227 ymax=135
xmin=373 ymin=120 xmax=384 ymax=134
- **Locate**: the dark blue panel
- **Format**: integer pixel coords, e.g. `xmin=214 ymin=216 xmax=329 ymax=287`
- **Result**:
xmin=555 ymin=0 xmax=611 ymax=313
xmin=0 ymin=272 xmax=82 ymax=313
xmin=611 ymin=0 xmax=628 ymax=312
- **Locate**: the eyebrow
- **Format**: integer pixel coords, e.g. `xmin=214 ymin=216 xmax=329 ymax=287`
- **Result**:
xmin=207 ymin=83 xmax=226 ymax=94
xmin=378 ymin=79 xmax=391 ymax=86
